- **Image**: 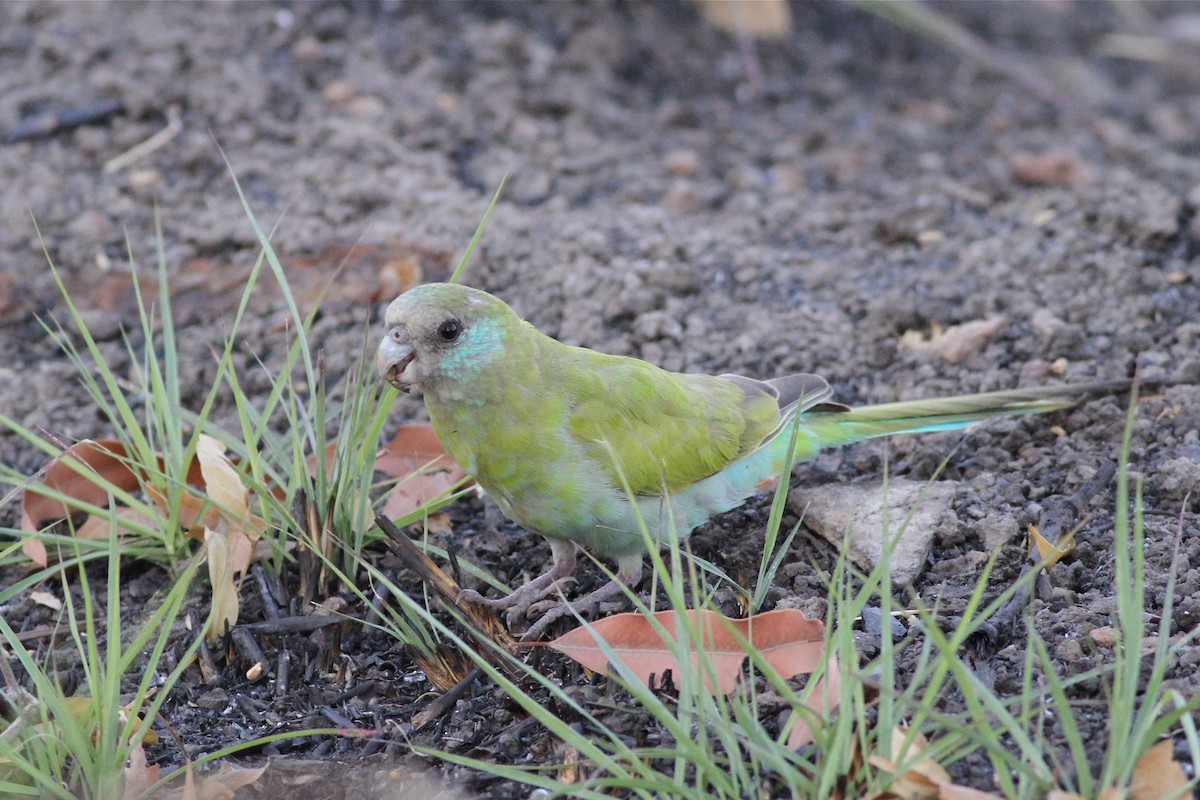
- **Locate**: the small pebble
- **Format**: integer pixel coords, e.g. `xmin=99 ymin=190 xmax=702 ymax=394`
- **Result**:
xmin=1090 ymin=626 xmax=1117 ymax=648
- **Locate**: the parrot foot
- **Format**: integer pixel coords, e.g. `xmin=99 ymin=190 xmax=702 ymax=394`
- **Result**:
xmin=456 ymin=543 xmax=579 ymax=626
xmin=457 ymin=576 xmax=575 ymax=617
xmin=520 ymin=577 xmax=630 ymax=641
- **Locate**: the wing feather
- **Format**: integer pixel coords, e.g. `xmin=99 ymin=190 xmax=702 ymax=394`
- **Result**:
xmin=564 ymin=354 xmax=785 ymax=495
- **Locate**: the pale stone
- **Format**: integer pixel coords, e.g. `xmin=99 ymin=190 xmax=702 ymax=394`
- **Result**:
xmin=789 ymin=478 xmax=959 ymax=587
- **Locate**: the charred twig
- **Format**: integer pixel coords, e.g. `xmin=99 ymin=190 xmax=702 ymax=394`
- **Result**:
xmin=275 ymin=651 xmax=291 ymax=699
xmin=329 ymin=680 xmax=377 ymax=705
xmin=374 ymin=514 xmax=516 ymax=657
xmin=230 ymin=627 xmax=269 ymax=681
xmin=251 ymin=564 xmax=282 ymax=620
xmin=235 ymin=694 xmax=265 ymax=724
xmin=320 ymin=706 xmax=354 ymax=728
xmin=411 ymin=665 xmax=485 ymax=731
xmin=236 ymin=615 xmax=347 ymax=635
xmin=194 ymin=609 xmax=220 ymax=684
xmin=990 ymin=459 xmax=1118 ymax=635
xmin=363 ymin=574 xmax=394 ymax=628
xmin=7 ymin=624 xmax=67 ymax=644
xmin=5 ymin=99 xmax=124 ymax=144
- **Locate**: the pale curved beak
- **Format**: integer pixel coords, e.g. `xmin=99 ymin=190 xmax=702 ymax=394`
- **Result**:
xmin=376 ymin=327 xmax=416 ymax=391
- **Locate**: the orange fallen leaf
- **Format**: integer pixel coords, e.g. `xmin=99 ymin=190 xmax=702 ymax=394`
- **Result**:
xmin=786 ymin=652 xmax=840 ymax=749
xmin=376 ymin=423 xmax=470 ymax=520
xmin=20 ymin=438 xmax=208 ymax=567
xmin=21 ymin=439 xmax=141 ymax=529
xmin=60 ymin=696 xmax=158 ymax=746
xmin=548 ymin=608 xmax=826 ymax=695
xmin=21 ymin=439 xmax=144 ymax=564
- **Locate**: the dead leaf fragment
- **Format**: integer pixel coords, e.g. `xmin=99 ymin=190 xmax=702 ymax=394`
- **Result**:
xmin=21 ymin=439 xmax=145 ymax=564
xmin=194 ymin=434 xmax=262 ymax=578
xmin=1028 ymin=522 xmax=1076 ymax=570
xmin=695 ymin=0 xmax=792 ymax=39
xmin=869 ymin=726 xmax=951 ymax=799
xmin=867 ymin=725 xmax=1007 ymax=800
xmin=1129 ymin=739 xmax=1189 ymax=800
xmin=150 ymin=760 xmax=269 ymax=800
xmin=29 ymin=591 xmax=62 ymax=611
xmin=786 ymin=652 xmax=841 ymax=748
xmin=939 ymin=785 xmax=1006 ymax=799
xmin=205 ymin=527 xmax=238 ymax=641
xmin=899 ymin=317 xmax=1005 ymax=364
xmin=20 ymin=436 xmax=213 ymax=567
xmin=121 ymin=743 xmax=160 ymax=800
xmin=1011 ymin=149 xmax=1092 ymax=186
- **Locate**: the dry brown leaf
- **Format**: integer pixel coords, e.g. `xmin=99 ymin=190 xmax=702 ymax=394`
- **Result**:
xmin=73 ymin=505 xmax=160 ymax=543
xmin=1047 ymin=792 xmax=1088 ymax=800
xmin=121 ymin=743 xmax=160 ymax=800
xmin=939 ymin=784 xmax=1005 ymax=799
xmin=1011 ymin=150 xmax=1092 ymax=186
xmin=869 ymin=726 xmax=952 ymax=800
xmin=548 ymin=608 xmax=826 ymax=695
xmin=29 ymin=590 xmax=61 ymax=611
xmin=865 ymin=725 xmax=1010 ymax=800
xmin=1129 ymin=739 xmax=1189 ymax=800
xmin=376 ymin=423 xmax=469 ymax=519
xmin=899 ymin=317 xmax=1006 ymax=364
xmin=21 ymin=437 xmax=209 ymax=566
xmin=695 ymin=0 xmax=792 ymax=39
xmin=194 ymin=435 xmax=262 ymax=577
xmin=61 ymin=697 xmax=158 ymax=747
xmin=204 ymin=527 xmax=238 ymax=641
xmin=159 ymin=761 xmax=268 ymax=800
xmin=1028 ymin=522 xmax=1077 ymax=570
xmin=21 ymin=439 xmax=145 ymax=564
xmin=1098 ymin=789 xmax=1128 ymax=800
xmin=786 ymin=652 xmax=841 ymax=748
xmin=21 ymin=439 xmax=141 ymax=527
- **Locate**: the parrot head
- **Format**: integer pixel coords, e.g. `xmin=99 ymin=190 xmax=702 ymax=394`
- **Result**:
xmin=376 ymin=283 xmax=515 ymax=394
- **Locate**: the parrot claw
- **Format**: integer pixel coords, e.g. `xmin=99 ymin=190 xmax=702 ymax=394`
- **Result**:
xmin=456 ymin=577 xmax=576 ymax=623
xmin=520 ymin=577 xmax=631 ymax=641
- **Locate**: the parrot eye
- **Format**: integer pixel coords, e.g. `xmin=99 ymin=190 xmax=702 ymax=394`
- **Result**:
xmin=438 ymin=319 xmax=462 ymax=342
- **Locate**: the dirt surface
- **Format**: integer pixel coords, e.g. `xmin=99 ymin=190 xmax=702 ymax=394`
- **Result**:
xmin=2 ymin=1 xmax=1200 ymax=796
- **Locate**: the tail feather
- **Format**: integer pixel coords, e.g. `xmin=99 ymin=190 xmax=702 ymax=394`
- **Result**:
xmin=794 ymin=379 xmax=1131 ymax=454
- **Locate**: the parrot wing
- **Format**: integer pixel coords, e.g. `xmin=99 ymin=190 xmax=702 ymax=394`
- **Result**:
xmin=563 ymin=352 xmax=831 ymax=496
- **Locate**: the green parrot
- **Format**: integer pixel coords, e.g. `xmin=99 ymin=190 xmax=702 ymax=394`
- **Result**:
xmin=376 ymin=282 xmax=1125 ymax=634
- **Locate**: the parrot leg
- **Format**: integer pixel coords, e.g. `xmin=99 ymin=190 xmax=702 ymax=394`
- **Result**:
xmin=457 ymin=538 xmax=578 ymax=623
xmin=520 ymin=554 xmax=644 ymax=641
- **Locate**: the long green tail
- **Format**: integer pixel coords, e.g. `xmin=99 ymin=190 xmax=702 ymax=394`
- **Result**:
xmin=793 ymin=379 xmax=1131 ymax=460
